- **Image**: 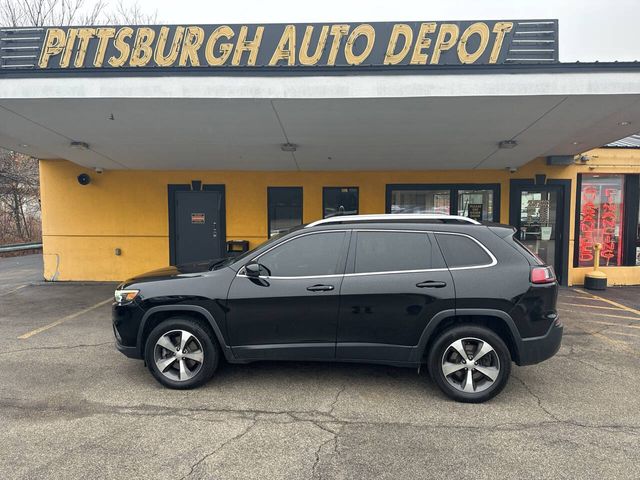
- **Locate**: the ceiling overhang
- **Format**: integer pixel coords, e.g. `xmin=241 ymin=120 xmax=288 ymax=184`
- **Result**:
xmin=1 ymin=70 xmax=640 ymax=171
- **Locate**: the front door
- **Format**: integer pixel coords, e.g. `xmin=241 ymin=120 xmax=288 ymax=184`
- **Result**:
xmin=515 ymin=186 xmax=564 ymax=281
xmin=226 ymin=231 xmax=350 ymax=360
xmin=174 ymin=190 xmax=224 ymax=264
xmin=337 ymin=230 xmax=455 ymax=362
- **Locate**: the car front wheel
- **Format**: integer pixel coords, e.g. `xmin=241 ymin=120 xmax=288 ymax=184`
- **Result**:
xmin=144 ymin=317 xmax=219 ymax=389
xmin=428 ymin=325 xmax=511 ymax=403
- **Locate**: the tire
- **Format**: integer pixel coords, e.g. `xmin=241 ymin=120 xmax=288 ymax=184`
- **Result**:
xmin=427 ymin=325 xmax=511 ymax=403
xmin=144 ymin=317 xmax=219 ymax=389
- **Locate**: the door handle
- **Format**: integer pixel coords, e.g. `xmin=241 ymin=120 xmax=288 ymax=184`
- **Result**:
xmin=416 ymin=280 xmax=447 ymax=288
xmin=307 ymin=284 xmax=335 ymax=292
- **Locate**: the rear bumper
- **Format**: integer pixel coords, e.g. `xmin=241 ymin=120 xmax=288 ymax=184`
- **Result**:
xmin=516 ymin=322 xmax=563 ymax=366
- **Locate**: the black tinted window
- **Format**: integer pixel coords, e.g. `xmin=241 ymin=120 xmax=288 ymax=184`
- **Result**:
xmin=268 ymin=187 xmax=302 ymax=237
xmin=258 ymin=232 xmax=345 ymax=277
xmin=354 ymin=231 xmax=432 ymax=273
xmin=436 ymin=234 xmax=492 ymax=268
xmin=323 ymin=187 xmax=359 ymax=218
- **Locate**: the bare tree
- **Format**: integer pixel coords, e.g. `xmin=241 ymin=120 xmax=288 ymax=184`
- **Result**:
xmin=0 ymin=0 xmax=159 ymax=245
xmin=0 ymin=0 xmax=157 ymax=27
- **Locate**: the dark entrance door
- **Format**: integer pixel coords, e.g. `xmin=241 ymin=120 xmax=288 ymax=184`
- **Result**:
xmin=174 ymin=190 xmax=224 ymax=264
xmin=510 ymin=181 xmax=569 ymax=283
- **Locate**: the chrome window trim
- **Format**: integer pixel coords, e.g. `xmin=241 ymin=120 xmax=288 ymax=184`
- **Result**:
xmin=236 ymin=228 xmax=497 ymax=280
xmin=236 ymin=229 xmax=348 ymax=280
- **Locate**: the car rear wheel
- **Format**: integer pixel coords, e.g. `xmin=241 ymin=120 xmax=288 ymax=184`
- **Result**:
xmin=145 ymin=317 xmax=219 ymax=389
xmin=428 ymin=325 xmax=511 ymax=403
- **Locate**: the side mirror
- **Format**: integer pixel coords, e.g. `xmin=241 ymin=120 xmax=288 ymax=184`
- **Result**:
xmin=244 ymin=262 xmax=262 ymax=278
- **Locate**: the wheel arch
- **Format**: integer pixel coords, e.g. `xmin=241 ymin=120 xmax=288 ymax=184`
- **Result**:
xmin=137 ymin=305 xmax=235 ymax=362
xmin=413 ymin=309 xmax=522 ymax=364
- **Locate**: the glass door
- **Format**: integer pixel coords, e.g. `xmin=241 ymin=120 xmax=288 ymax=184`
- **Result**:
xmin=517 ymin=189 xmax=562 ymax=278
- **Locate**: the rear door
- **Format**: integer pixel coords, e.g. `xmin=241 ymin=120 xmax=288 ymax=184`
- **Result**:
xmin=336 ymin=230 xmax=455 ymax=362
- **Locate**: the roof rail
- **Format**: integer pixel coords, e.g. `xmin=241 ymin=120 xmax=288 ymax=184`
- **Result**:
xmin=306 ymin=214 xmax=481 ymax=228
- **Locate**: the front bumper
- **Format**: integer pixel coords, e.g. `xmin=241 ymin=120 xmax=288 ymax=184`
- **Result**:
xmin=516 ymin=322 xmax=563 ymax=366
xmin=113 ymin=301 xmax=145 ymax=359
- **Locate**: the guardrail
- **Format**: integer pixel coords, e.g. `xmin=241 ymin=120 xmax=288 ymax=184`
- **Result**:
xmin=0 ymin=242 xmax=43 ymax=253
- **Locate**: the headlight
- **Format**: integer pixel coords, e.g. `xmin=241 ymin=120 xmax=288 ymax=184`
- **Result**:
xmin=114 ymin=289 xmax=139 ymax=304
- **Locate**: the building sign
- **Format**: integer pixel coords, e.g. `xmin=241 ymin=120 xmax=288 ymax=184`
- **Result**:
xmin=578 ymin=174 xmax=625 ymax=267
xmin=0 ymin=20 xmax=558 ymax=71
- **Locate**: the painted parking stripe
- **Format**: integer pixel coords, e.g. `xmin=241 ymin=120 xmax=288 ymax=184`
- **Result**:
xmin=576 ymin=318 xmax=640 ymax=330
xmin=0 ymin=284 xmax=28 ymax=297
xmin=18 ymin=298 xmax=112 ymax=339
xmin=572 ymin=289 xmax=640 ymax=316
xmin=605 ymin=330 xmax=640 ymax=339
xmin=558 ymin=308 xmax=640 ymax=322
xmin=558 ymin=302 xmax=630 ymax=311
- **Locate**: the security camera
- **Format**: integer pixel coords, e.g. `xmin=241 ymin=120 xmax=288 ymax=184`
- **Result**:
xmin=95 ymin=167 xmax=104 ymax=174
xmin=77 ymin=173 xmax=91 ymax=185
xmin=508 ymin=167 xmax=517 ymax=174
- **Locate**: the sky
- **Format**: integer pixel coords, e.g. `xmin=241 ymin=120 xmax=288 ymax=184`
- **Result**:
xmin=130 ymin=0 xmax=640 ymax=62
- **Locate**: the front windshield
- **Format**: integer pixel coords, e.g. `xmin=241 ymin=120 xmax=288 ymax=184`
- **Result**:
xmin=210 ymin=225 xmax=306 ymax=270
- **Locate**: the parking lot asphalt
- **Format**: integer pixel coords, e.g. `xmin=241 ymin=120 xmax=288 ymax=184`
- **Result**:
xmin=1 ymin=255 xmax=639 ymax=479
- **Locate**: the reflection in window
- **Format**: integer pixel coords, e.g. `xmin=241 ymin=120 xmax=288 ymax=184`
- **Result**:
xmin=268 ymin=187 xmax=302 ymax=238
xmin=578 ymin=174 xmax=625 ymax=267
xmin=390 ymin=190 xmax=450 ymax=214
xmin=323 ymin=187 xmax=359 ymax=218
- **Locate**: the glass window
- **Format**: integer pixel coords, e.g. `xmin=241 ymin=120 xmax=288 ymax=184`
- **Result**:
xmin=323 ymin=187 xmax=359 ymax=218
xmin=268 ymin=187 xmax=302 ymax=238
xmin=435 ymin=234 xmax=492 ymax=268
xmin=390 ymin=189 xmax=450 ymax=214
xmin=578 ymin=174 xmax=625 ymax=267
xmin=519 ymin=190 xmax=558 ymax=270
xmin=354 ymin=231 xmax=433 ymax=273
xmin=458 ymin=189 xmax=494 ymax=222
xmin=258 ymin=232 xmax=345 ymax=277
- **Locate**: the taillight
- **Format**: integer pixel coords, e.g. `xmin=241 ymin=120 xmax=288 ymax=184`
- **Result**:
xmin=531 ymin=266 xmax=556 ymax=284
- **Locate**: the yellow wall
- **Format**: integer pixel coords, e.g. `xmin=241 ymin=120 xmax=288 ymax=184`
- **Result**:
xmin=39 ymin=151 xmax=640 ymax=284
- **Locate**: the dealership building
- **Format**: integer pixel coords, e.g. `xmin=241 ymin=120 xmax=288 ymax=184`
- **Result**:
xmin=1 ymin=19 xmax=639 ymax=284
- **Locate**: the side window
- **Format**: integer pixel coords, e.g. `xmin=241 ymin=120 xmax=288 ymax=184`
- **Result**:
xmin=354 ymin=231 xmax=433 ymax=273
xmin=257 ymin=232 xmax=346 ymax=277
xmin=435 ymin=234 xmax=493 ymax=268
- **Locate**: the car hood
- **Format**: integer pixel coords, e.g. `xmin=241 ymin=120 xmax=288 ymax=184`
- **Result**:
xmin=119 ymin=259 xmax=221 ymax=287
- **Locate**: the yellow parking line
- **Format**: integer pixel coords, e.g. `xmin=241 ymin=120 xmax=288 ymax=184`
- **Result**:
xmin=605 ymin=330 xmax=640 ymax=339
xmin=572 ymin=289 xmax=640 ymax=316
xmin=0 ymin=284 xmax=28 ymax=297
xmin=558 ymin=302 xmax=628 ymax=311
xmin=558 ymin=308 xmax=640 ymax=321
xmin=18 ymin=298 xmax=112 ymax=339
xmin=577 ymin=318 xmax=640 ymax=330
xmin=574 ymin=325 xmax=636 ymax=354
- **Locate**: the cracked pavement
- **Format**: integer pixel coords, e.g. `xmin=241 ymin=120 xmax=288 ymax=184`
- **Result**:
xmin=1 ymin=255 xmax=639 ymax=479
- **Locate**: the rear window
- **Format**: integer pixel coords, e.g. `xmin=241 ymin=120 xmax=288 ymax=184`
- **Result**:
xmin=512 ymin=236 xmax=544 ymax=265
xmin=354 ymin=231 xmax=433 ymax=273
xmin=435 ymin=233 xmax=493 ymax=268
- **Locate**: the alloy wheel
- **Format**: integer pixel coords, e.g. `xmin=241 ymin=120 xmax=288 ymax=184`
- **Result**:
xmin=154 ymin=329 xmax=204 ymax=381
xmin=440 ymin=337 xmax=500 ymax=394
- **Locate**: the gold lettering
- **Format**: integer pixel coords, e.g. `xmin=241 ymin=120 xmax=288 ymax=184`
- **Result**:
xmin=269 ymin=25 xmax=296 ymax=66
xmin=93 ymin=28 xmax=115 ymax=67
xmin=489 ymin=22 xmax=514 ymax=64
xmin=384 ymin=24 xmax=412 ymax=65
xmin=154 ymin=26 xmax=184 ymax=67
xmin=205 ymin=26 xmax=234 ymax=66
xmin=410 ymin=22 xmax=436 ymax=65
xmin=130 ymin=27 xmax=156 ymax=67
xmin=74 ymin=28 xmax=95 ymax=67
xmin=232 ymin=26 xmax=264 ymax=66
xmin=430 ymin=23 xmax=459 ymax=64
xmin=179 ymin=26 xmax=205 ymax=66
xmin=108 ymin=27 xmax=134 ymax=67
xmin=299 ymin=25 xmax=329 ymax=66
xmin=38 ymin=28 xmax=66 ymax=68
xmin=60 ymin=28 xmax=78 ymax=68
xmin=344 ymin=24 xmax=375 ymax=65
xmin=457 ymin=22 xmax=490 ymax=64
xmin=327 ymin=24 xmax=350 ymax=66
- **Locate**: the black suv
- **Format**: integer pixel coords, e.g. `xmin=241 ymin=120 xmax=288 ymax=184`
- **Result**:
xmin=113 ymin=214 xmax=562 ymax=403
